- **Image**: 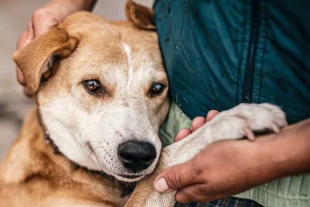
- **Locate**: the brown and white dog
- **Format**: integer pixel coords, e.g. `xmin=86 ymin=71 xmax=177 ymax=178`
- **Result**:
xmin=0 ymin=1 xmax=287 ymax=207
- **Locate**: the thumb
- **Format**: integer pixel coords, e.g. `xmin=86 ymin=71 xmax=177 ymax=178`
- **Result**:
xmin=33 ymin=18 xmax=58 ymax=37
xmin=154 ymin=161 xmax=196 ymax=193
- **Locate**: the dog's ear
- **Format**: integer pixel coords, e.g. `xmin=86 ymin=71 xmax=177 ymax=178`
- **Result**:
xmin=13 ymin=26 xmax=78 ymax=94
xmin=125 ymin=0 xmax=155 ymax=30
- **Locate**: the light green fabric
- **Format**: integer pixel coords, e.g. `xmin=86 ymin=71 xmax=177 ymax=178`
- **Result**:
xmin=236 ymin=175 xmax=310 ymax=207
xmin=159 ymin=102 xmax=192 ymax=147
xmin=159 ymin=101 xmax=310 ymax=207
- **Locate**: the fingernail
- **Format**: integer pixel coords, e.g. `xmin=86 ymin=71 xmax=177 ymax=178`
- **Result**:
xmin=154 ymin=178 xmax=170 ymax=193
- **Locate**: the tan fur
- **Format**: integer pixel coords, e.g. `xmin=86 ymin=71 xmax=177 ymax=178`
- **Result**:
xmin=0 ymin=108 xmax=127 ymax=207
xmin=125 ymin=0 xmax=155 ymax=30
xmin=1 ymin=1 xmax=166 ymax=206
xmin=14 ymin=27 xmax=78 ymax=94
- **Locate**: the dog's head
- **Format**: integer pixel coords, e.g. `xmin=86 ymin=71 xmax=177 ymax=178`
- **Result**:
xmin=13 ymin=1 xmax=169 ymax=182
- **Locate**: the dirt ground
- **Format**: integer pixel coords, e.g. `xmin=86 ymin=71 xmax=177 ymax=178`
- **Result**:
xmin=0 ymin=0 xmax=152 ymax=160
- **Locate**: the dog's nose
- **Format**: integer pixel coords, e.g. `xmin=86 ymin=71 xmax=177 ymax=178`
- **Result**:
xmin=118 ymin=141 xmax=156 ymax=173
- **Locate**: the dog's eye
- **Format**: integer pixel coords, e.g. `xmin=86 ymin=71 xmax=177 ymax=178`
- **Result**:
xmin=150 ymin=83 xmax=166 ymax=96
xmin=83 ymin=80 xmax=102 ymax=94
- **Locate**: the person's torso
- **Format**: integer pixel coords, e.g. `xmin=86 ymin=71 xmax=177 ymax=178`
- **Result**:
xmin=154 ymin=0 xmax=310 ymax=124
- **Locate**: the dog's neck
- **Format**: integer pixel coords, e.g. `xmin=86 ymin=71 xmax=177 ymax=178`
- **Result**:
xmin=36 ymin=108 xmax=61 ymax=155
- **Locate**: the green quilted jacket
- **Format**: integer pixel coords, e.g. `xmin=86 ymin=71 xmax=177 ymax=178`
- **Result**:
xmin=154 ymin=0 xmax=310 ymax=206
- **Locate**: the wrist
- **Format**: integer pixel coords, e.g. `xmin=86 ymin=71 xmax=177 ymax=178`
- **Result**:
xmin=79 ymin=0 xmax=97 ymax=11
xmin=51 ymin=0 xmax=97 ymax=11
xmin=270 ymin=119 xmax=310 ymax=176
xmin=246 ymin=134 xmax=284 ymax=185
xmin=240 ymin=119 xmax=310 ymax=188
xmin=239 ymin=132 xmax=299 ymax=187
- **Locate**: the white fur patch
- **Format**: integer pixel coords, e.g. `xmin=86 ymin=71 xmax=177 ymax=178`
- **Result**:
xmin=121 ymin=42 xmax=134 ymax=91
xmin=40 ymin=90 xmax=163 ymax=182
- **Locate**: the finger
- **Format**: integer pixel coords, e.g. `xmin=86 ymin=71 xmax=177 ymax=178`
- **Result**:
xmin=16 ymin=23 xmax=34 ymax=86
xmin=175 ymin=183 xmax=225 ymax=203
xmin=34 ymin=20 xmax=55 ymax=37
xmin=191 ymin=116 xmax=206 ymax=132
xmin=176 ymin=184 xmax=212 ymax=203
xmin=174 ymin=128 xmax=192 ymax=142
xmin=32 ymin=12 xmax=58 ymax=37
xmin=206 ymin=110 xmax=219 ymax=122
xmin=23 ymin=87 xmax=32 ymax=98
xmin=17 ymin=22 xmax=34 ymax=50
xmin=16 ymin=68 xmax=25 ymax=85
xmin=26 ymin=21 xmax=34 ymax=41
xmin=154 ymin=161 xmax=196 ymax=193
xmin=176 ymin=184 xmax=231 ymax=204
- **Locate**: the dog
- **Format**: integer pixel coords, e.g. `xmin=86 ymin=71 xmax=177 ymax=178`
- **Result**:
xmin=0 ymin=1 xmax=287 ymax=206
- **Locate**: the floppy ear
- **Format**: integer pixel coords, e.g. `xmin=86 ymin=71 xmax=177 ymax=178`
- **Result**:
xmin=13 ymin=26 xmax=78 ymax=94
xmin=125 ymin=0 xmax=155 ymax=30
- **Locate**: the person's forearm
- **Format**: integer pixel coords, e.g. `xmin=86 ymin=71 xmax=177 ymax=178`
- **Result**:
xmin=245 ymin=119 xmax=310 ymax=187
xmin=82 ymin=0 xmax=98 ymax=11
xmin=270 ymin=118 xmax=310 ymax=176
xmin=51 ymin=0 xmax=98 ymax=11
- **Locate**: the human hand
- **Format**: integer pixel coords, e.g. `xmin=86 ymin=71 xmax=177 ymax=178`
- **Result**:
xmin=174 ymin=110 xmax=219 ymax=142
xmin=16 ymin=0 xmax=96 ymax=97
xmin=154 ymin=111 xmax=281 ymax=203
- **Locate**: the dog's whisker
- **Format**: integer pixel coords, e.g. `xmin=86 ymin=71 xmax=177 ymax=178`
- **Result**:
xmin=91 ymin=147 xmax=106 ymax=152
xmin=52 ymin=143 xmax=72 ymax=149
xmin=96 ymin=171 xmax=105 ymax=178
xmin=86 ymin=169 xmax=91 ymax=177
xmin=87 ymin=141 xmax=104 ymax=144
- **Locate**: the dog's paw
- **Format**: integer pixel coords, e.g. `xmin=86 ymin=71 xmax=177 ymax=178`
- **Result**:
xmin=208 ymin=103 xmax=287 ymax=141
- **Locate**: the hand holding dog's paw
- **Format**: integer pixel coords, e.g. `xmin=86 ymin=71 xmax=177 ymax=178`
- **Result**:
xmin=154 ymin=133 xmax=281 ymax=203
xmin=153 ymin=103 xmax=288 ymax=202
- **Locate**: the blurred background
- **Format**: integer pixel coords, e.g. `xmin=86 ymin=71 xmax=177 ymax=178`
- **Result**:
xmin=0 ymin=0 xmax=153 ymax=160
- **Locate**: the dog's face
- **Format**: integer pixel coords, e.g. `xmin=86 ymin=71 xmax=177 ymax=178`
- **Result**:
xmin=13 ymin=3 xmax=169 ymax=182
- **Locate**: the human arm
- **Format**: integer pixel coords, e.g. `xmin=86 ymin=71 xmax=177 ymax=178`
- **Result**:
xmin=154 ymin=114 xmax=310 ymax=203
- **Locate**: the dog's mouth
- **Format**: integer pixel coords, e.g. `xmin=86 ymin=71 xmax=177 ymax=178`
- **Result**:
xmin=118 ymin=174 xmax=143 ymax=179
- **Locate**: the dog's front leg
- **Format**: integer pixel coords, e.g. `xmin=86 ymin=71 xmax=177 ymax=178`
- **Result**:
xmin=125 ymin=103 xmax=287 ymax=207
